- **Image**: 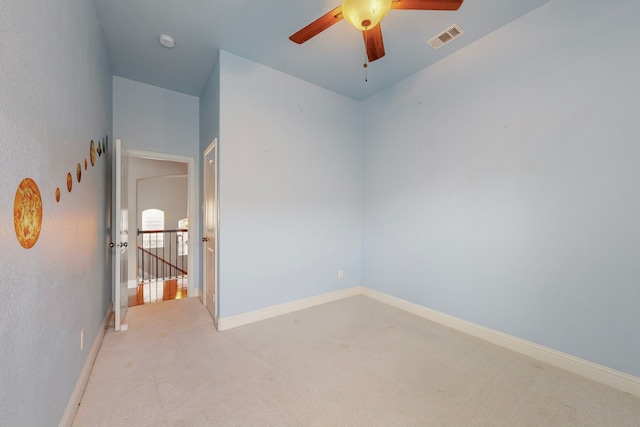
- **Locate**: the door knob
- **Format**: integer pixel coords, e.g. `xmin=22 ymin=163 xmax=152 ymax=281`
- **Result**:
xmin=118 ymin=242 xmax=128 ymax=247
xmin=202 ymin=237 xmax=209 ymax=242
xmin=109 ymin=242 xmax=115 ymax=248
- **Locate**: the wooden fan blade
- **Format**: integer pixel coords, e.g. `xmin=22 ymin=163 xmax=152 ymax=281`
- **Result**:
xmin=363 ymin=24 xmax=385 ymax=62
xmin=391 ymin=0 xmax=463 ymax=11
xmin=289 ymin=6 xmax=344 ymax=44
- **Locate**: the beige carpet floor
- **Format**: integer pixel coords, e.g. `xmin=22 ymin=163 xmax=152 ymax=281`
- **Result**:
xmin=72 ymin=295 xmax=640 ymax=426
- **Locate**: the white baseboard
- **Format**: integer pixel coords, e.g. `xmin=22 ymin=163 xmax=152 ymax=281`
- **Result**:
xmin=360 ymin=287 xmax=640 ymax=398
xmin=216 ymin=287 xmax=361 ymax=331
xmin=59 ymin=305 xmax=112 ymax=427
xmin=214 ymin=285 xmax=640 ymax=397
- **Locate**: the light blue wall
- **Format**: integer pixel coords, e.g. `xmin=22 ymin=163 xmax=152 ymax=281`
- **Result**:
xmin=362 ymin=0 xmax=640 ymax=377
xmin=200 ymin=53 xmax=221 ymax=154
xmin=113 ymin=76 xmax=201 ymax=292
xmin=113 ymin=76 xmax=200 ymax=157
xmin=0 ymin=0 xmax=112 ymax=424
xmin=217 ymin=51 xmax=363 ymax=317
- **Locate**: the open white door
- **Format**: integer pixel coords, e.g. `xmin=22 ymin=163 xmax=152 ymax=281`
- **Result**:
xmin=203 ymin=140 xmax=218 ymax=324
xmin=113 ymin=139 xmax=129 ymax=331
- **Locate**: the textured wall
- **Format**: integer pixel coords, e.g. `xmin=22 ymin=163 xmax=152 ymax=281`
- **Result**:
xmin=0 ymin=0 xmax=112 ymax=424
xmin=217 ymin=51 xmax=363 ymax=318
xmin=113 ymin=76 xmax=200 ymax=158
xmin=362 ymin=0 xmax=640 ymax=376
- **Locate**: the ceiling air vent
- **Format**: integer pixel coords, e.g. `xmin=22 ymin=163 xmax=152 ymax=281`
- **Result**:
xmin=428 ymin=24 xmax=464 ymax=49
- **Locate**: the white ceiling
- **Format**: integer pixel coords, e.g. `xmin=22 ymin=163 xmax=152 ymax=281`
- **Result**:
xmin=94 ymin=0 xmax=550 ymax=101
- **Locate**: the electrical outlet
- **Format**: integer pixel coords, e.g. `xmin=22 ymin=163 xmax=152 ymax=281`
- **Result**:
xmin=338 ymin=270 xmax=344 ymax=279
xmin=80 ymin=328 xmax=85 ymax=350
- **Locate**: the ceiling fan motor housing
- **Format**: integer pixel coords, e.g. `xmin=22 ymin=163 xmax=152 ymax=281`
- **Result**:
xmin=342 ymin=0 xmax=392 ymax=30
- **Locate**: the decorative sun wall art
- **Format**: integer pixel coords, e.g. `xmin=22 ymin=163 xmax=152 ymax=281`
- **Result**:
xmin=14 ymin=178 xmax=43 ymax=249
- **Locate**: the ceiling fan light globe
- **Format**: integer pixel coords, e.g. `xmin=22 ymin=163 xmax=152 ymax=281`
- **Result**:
xmin=342 ymin=0 xmax=392 ymax=30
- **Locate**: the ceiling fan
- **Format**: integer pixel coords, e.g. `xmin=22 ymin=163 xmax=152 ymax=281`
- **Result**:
xmin=290 ymin=0 xmax=463 ymax=62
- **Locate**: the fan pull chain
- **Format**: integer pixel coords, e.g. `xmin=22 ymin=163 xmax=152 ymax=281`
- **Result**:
xmin=363 ymin=32 xmax=368 ymax=83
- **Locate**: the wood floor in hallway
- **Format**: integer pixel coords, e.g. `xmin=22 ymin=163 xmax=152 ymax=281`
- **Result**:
xmin=127 ymin=277 xmax=188 ymax=307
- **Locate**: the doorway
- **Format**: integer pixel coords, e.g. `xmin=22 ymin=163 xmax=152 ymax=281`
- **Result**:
xmin=134 ymin=172 xmax=188 ymax=305
xmin=124 ymin=149 xmax=197 ymax=307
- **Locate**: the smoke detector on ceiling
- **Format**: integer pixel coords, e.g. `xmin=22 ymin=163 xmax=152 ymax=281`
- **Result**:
xmin=159 ymin=34 xmax=175 ymax=49
xmin=427 ymin=24 xmax=464 ymax=49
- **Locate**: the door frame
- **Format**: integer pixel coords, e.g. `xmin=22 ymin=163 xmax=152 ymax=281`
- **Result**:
xmin=125 ymin=149 xmax=197 ymax=299
xmin=113 ymin=139 xmax=129 ymax=331
xmin=203 ymin=139 xmax=219 ymax=325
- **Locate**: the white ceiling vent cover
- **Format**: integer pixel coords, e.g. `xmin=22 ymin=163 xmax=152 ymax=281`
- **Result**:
xmin=428 ymin=24 xmax=464 ymax=49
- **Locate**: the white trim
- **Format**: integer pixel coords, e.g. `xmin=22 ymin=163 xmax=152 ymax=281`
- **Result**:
xmin=113 ymin=139 xmax=125 ymax=331
xmin=360 ymin=287 xmax=640 ymax=398
xmin=216 ymin=287 xmax=362 ymax=331
xmin=125 ymin=149 xmax=197 ymax=300
xmin=59 ymin=305 xmax=112 ymax=427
